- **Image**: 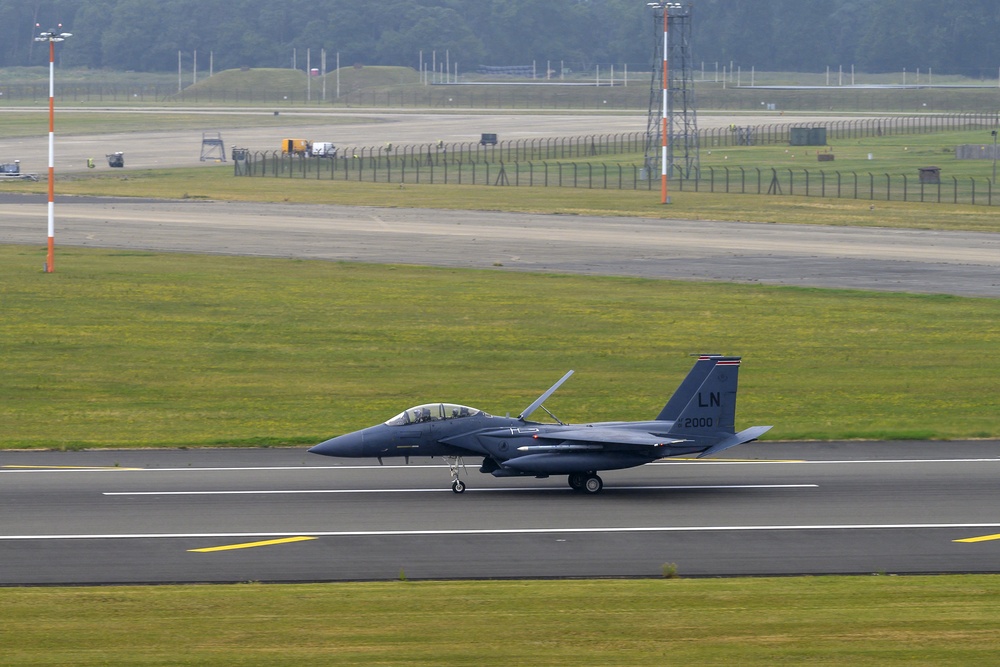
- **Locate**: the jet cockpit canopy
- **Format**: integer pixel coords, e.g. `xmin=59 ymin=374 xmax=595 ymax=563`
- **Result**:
xmin=385 ymin=403 xmax=485 ymax=426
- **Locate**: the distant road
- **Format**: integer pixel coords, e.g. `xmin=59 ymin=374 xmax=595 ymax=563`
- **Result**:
xmin=0 ymin=109 xmax=879 ymax=173
xmin=2 ymin=195 xmax=998 ymax=297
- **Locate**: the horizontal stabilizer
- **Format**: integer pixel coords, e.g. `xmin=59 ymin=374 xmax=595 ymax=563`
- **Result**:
xmin=533 ymin=427 xmax=687 ymax=448
xmin=696 ymin=425 xmax=772 ymax=458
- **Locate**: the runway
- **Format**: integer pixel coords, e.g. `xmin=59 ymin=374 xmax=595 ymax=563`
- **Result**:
xmin=2 ymin=195 xmax=998 ymax=297
xmin=3 ymin=442 xmax=1000 ymax=584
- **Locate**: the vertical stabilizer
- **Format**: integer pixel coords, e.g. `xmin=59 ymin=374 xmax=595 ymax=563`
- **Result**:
xmin=667 ymin=357 xmax=742 ymax=436
xmin=656 ymin=355 xmax=724 ymax=421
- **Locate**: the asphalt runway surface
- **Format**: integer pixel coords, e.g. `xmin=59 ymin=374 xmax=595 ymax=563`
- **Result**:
xmin=2 ymin=194 xmax=998 ymax=297
xmin=0 ymin=109 xmax=866 ymax=173
xmin=3 ymin=441 xmax=1000 ymax=584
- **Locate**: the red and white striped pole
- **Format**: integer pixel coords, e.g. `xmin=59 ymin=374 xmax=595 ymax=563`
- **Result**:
xmin=35 ymin=25 xmax=72 ymax=273
xmin=661 ymin=7 xmax=670 ymax=204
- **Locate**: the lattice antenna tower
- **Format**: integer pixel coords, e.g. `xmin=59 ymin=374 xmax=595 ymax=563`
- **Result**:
xmin=644 ymin=3 xmax=699 ymax=179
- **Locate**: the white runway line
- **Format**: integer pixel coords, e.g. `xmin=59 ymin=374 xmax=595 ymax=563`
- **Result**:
xmin=3 ymin=522 xmax=1000 ymax=541
xmin=102 ymin=484 xmax=819 ymax=496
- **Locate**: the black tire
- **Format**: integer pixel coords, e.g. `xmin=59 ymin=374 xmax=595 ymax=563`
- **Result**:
xmin=583 ymin=474 xmax=603 ymax=494
xmin=568 ymin=473 xmax=586 ymax=490
xmin=452 ymin=480 xmax=466 ymax=494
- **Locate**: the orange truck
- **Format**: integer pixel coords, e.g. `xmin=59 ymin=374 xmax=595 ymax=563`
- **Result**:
xmin=281 ymin=139 xmax=312 ymax=156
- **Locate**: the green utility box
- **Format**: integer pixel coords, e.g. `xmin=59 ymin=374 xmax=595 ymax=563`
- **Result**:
xmin=789 ymin=127 xmax=827 ymax=146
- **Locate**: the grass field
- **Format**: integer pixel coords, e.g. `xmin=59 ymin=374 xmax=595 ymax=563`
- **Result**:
xmin=2 ymin=245 xmax=997 ymax=448
xmin=698 ymin=129 xmax=1000 ymax=180
xmin=4 ymin=577 xmax=1000 ymax=665
xmin=3 ymin=162 xmax=999 ymax=232
xmin=6 ymin=64 xmax=999 ymax=111
xmin=0 ymin=109 xmax=377 ymax=138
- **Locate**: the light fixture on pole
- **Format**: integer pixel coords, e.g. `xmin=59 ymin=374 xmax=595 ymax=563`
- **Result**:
xmin=992 ymin=129 xmax=998 ymax=185
xmin=647 ymin=2 xmax=682 ymax=204
xmin=34 ymin=24 xmax=72 ymax=273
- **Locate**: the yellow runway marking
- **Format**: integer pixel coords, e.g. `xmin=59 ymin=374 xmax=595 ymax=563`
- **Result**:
xmin=2 ymin=465 xmax=141 ymax=470
xmin=189 ymin=536 xmax=317 ymax=553
xmin=953 ymin=533 xmax=1000 ymax=543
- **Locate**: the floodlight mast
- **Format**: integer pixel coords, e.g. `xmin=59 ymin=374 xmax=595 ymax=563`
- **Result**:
xmin=34 ymin=25 xmax=72 ymax=273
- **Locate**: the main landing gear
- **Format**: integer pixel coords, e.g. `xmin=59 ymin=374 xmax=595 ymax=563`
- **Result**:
xmin=567 ymin=471 xmax=603 ymax=494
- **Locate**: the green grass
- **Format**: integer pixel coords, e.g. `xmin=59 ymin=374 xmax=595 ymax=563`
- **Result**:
xmin=700 ymin=129 xmax=999 ymax=180
xmin=4 ymin=65 xmax=1000 ymax=111
xmin=3 ymin=164 xmax=998 ymax=232
xmin=2 ymin=245 xmax=997 ymax=448
xmin=3 ymin=576 xmax=1000 ymax=665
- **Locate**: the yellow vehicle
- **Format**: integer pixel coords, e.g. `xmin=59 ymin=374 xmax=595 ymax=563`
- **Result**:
xmin=281 ymin=139 xmax=312 ymax=156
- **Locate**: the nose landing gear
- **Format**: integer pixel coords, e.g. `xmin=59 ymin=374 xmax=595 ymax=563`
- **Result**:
xmin=446 ymin=456 xmax=467 ymax=493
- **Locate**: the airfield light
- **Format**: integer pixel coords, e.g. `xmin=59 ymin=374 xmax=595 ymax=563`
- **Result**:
xmin=34 ymin=24 xmax=72 ymax=273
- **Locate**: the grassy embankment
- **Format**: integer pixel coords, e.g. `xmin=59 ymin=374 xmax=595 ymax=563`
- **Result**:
xmin=3 ymin=64 xmax=999 ymax=110
xmin=4 ymin=577 xmax=1000 ymax=665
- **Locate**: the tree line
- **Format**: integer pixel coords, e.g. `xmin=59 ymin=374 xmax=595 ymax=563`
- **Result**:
xmin=2 ymin=0 xmax=998 ymax=77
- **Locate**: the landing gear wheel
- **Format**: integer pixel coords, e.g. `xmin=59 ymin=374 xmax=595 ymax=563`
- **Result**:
xmin=445 ymin=456 xmax=467 ymax=494
xmin=568 ymin=473 xmax=586 ymax=491
xmin=583 ymin=474 xmax=603 ymax=494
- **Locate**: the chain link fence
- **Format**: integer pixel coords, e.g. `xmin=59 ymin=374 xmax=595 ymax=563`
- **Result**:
xmin=234 ymin=152 xmax=1000 ymax=207
xmin=234 ymin=113 xmax=1000 ymax=208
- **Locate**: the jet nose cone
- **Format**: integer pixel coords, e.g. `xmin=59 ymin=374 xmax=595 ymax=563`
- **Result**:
xmin=309 ymin=430 xmax=366 ymax=458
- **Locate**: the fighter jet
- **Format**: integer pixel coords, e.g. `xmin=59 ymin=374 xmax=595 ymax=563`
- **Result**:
xmin=309 ymin=355 xmax=771 ymax=494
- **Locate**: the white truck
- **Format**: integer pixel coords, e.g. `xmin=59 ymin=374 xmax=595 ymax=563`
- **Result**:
xmin=310 ymin=142 xmax=337 ymax=158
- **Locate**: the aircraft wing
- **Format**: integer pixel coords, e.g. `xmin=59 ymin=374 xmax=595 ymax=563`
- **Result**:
xmin=528 ymin=427 xmax=686 ymax=448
